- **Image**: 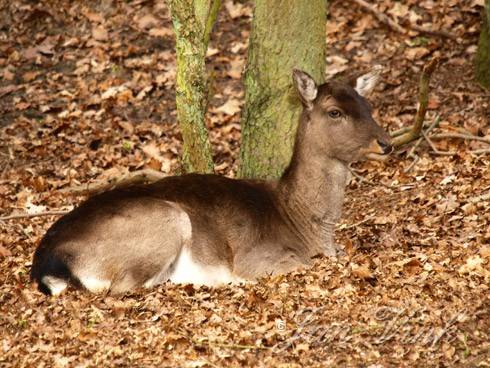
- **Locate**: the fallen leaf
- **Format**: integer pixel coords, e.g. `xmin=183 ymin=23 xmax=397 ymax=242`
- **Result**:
xmin=149 ymin=27 xmax=173 ymax=38
xmin=215 ymin=99 xmax=241 ymax=116
xmin=227 ymin=58 xmax=244 ymax=79
xmin=0 ymin=245 xmax=12 ymax=257
xmin=3 ymin=69 xmax=14 ymax=81
xmin=137 ymin=14 xmax=159 ymax=30
xmin=92 ymin=26 xmax=109 ymax=41
xmin=0 ymin=85 xmax=19 ymax=97
xmin=405 ymin=47 xmax=430 ymax=60
xmin=458 ymin=255 xmax=484 ymax=274
xmin=351 ymin=263 xmax=373 ymax=279
xmin=23 ymin=71 xmax=39 ymax=82
xmin=480 ymin=246 xmax=490 ymax=259
xmin=82 ymin=9 xmax=104 ymax=23
xmin=225 ymin=1 xmax=248 ymax=19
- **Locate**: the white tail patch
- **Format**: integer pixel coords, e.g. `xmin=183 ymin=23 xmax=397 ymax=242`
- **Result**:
xmin=41 ymin=276 xmax=68 ymax=296
xmin=143 ymin=260 xmax=174 ymax=289
xmin=169 ymin=247 xmax=242 ymax=286
xmin=78 ymin=275 xmax=111 ymax=293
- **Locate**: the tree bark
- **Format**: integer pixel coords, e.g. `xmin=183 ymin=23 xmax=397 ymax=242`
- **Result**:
xmin=476 ymin=0 xmax=490 ymax=89
xmin=239 ymin=0 xmax=327 ymax=179
xmin=168 ymin=0 xmax=220 ymax=173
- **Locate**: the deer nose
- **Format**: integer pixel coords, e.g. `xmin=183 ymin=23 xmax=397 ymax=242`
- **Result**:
xmin=377 ymin=140 xmax=393 ymax=154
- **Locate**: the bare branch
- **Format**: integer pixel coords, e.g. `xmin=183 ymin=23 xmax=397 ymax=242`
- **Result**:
xmin=0 ymin=211 xmax=68 ymax=221
xmin=337 ymin=215 xmax=375 ymax=230
xmin=467 ymin=191 xmax=490 ymax=203
xmin=59 ymin=169 xmax=167 ymax=196
xmin=402 ymin=20 xmax=457 ymax=40
xmin=403 ymin=117 xmax=440 ymax=173
xmin=403 ymin=155 xmax=420 ymax=173
xmin=470 ymin=148 xmax=490 ymax=155
xmin=348 ymin=166 xmax=393 ymax=189
xmin=1 ymin=169 xmax=170 ymax=220
xmin=430 ymin=133 xmax=490 ymax=145
xmin=392 ymin=57 xmax=440 ymax=147
xmin=422 ymin=131 xmax=456 ymax=156
xmin=390 ymin=122 xmax=431 ymax=138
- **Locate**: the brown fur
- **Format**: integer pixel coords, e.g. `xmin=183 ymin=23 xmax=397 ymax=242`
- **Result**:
xmin=31 ymin=68 xmax=392 ymax=295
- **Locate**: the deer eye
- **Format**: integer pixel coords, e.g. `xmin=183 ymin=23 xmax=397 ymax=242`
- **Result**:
xmin=328 ymin=109 xmax=342 ymax=119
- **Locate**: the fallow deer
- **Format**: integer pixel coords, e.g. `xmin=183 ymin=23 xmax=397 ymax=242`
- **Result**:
xmin=31 ymin=67 xmax=392 ymax=295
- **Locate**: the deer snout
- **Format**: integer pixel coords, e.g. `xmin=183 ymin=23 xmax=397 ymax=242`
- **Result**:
xmin=377 ymin=140 xmax=393 ymax=155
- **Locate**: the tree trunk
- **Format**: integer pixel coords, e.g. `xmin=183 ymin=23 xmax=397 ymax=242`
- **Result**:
xmin=239 ymin=0 xmax=327 ymax=179
xmin=476 ymin=0 xmax=490 ymax=89
xmin=168 ymin=0 xmax=220 ymax=173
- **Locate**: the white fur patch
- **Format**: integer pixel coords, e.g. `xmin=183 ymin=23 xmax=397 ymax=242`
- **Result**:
xmin=355 ymin=65 xmax=382 ymax=96
xmin=144 ymin=206 xmax=194 ymax=288
xmin=41 ymin=276 xmax=68 ymax=296
xmin=169 ymin=247 xmax=241 ymax=286
xmin=144 ymin=264 xmax=172 ymax=288
xmin=78 ymin=276 xmax=111 ymax=293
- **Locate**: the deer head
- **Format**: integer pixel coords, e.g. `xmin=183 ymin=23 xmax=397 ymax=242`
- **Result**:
xmin=292 ymin=67 xmax=392 ymax=164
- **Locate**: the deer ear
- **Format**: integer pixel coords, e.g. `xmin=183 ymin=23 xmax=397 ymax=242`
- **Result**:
xmin=355 ymin=65 xmax=383 ymax=97
xmin=292 ymin=69 xmax=318 ymax=109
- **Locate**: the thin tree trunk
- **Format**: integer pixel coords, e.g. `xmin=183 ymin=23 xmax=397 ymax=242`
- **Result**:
xmin=168 ymin=0 xmax=220 ymax=173
xmin=239 ymin=0 xmax=327 ymax=179
xmin=476 ymin=0 xmax=490 ymax=89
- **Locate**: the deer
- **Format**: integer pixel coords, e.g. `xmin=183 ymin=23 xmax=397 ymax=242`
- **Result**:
xmin=31 ymin=67 xmax=392 ymax=296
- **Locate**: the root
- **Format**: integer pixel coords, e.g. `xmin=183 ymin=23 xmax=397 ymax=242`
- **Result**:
xmin=59 ymin=168 xmax=167 ymax=196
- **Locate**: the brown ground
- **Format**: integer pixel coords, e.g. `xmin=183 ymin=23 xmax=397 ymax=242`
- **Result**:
xmin=0 ymin=0 xmax=489 ymax=367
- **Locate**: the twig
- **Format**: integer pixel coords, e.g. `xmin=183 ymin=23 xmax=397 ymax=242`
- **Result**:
xmin=402 ymin=20 xmax=457 ymax=40
xmin=429 ymin=150 xmax=457 ymax=156
xmin=408 ymin=116 xmax=440 ymax=156
xmin=403 ymin=116 xmax=440 ymax=172
xmin=59 ymin=168 xmax=167 ymax=195
xmin=467 ymin=191 xmax=490 ymax=203
xmin=349 ymin=0 xmax=456 ymax=39
xmin=422 ymin=131 xmax=456 ymax=156
xmin=0 ymin=210 xmax=68 ymax=221
xmin=393 ymin=57 xmax=440 ymax=147
xmin=403 ymin=155 xmax=420 ymax=173
xmin=1 ymin=170 xmax=168 ymax=220
xmin=390 ymin=121 xmax=431 ymax=138
xmin=196 ymin=340 xmax=269 ymax=350
xmin=350 ymin=0 xmax=405 ymax=33
xmin=470 ymin=148 xmax=490 ymax=155
xmin=348 ymin=167 xmax=393 ymax=189
xmin=407 ymin=136 xmax=424 ymax=157
xmin=337 ymin=215 xmax=375 ymax=230
xmin=430 ymin=133 xmax=490 ymax=145
xmin=349 ymin=168 xmax=378 ymax=186
xmin=187 ymin=334 xmax=270 ymax=351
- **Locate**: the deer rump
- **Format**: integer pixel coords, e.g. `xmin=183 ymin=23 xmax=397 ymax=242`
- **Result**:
xmin=31 ymin=174 xmax=310 ymax=295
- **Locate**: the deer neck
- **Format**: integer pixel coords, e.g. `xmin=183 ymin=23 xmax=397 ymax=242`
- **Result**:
xmin=276 ymin=119 xmax=350 ymax=255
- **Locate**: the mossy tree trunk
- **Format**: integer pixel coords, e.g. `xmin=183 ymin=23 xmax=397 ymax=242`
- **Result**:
xmin=476 ymin=0 xmax=490 ymax=89
xmin=168 ymin=0 xmax=221 ymax=173
xmin=238 ymin=0 xmax=327 ymax=179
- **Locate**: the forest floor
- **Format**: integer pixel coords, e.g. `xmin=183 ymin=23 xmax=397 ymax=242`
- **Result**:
xmin=0 ymin=0 xmax=489 ymax=367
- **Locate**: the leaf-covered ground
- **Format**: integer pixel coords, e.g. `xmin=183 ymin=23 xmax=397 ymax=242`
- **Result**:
xmin=0 ymin=0 xmax=489 ymax=366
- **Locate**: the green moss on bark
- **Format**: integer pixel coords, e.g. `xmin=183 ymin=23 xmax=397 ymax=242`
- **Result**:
xmin=168 ymin=0 xmax=220 ymax=173
xmin=238 ymin=0 xmax=327 ymax=179
xmin=476 ymin=0 xmax=490 ymax=89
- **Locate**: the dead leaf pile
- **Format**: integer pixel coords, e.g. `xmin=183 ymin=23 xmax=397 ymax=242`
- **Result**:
xmin=0 ymin=0 xmax=488 ymax=366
